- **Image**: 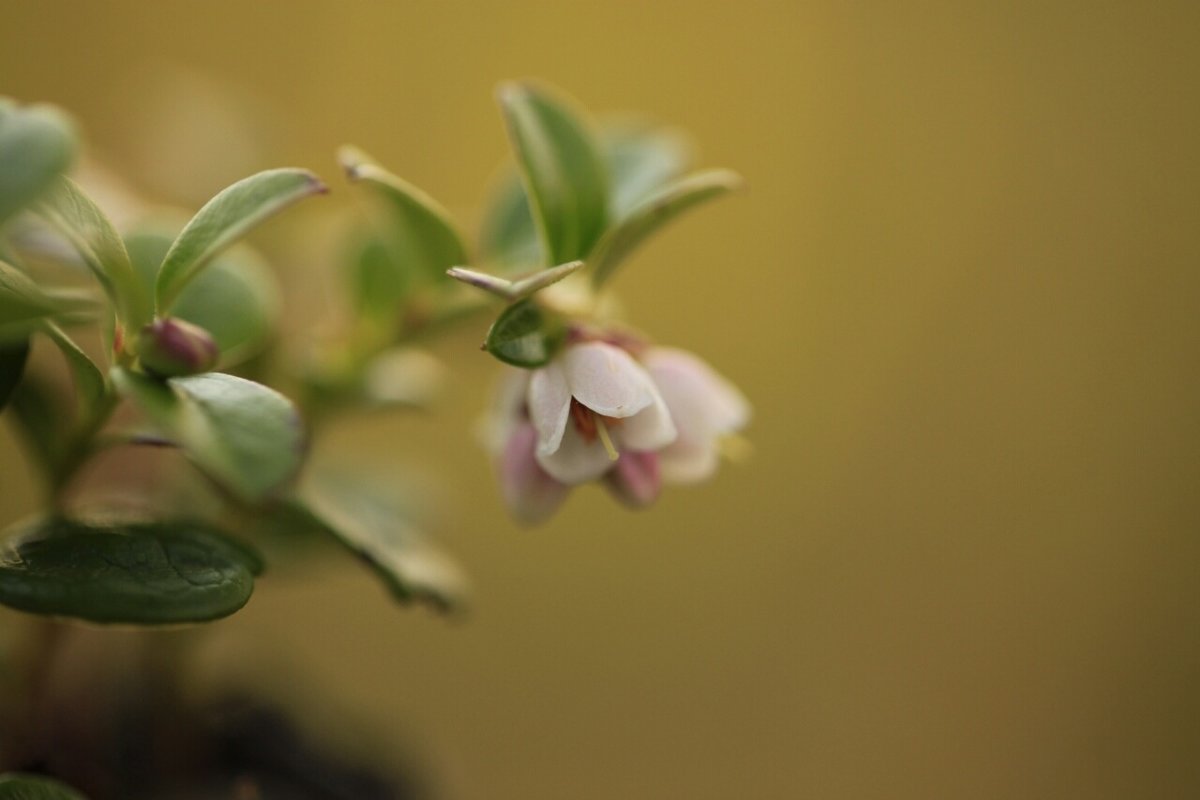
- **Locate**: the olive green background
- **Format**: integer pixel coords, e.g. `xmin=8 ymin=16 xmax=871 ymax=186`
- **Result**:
xmin=2 ymin=1 xmax=1198 ymax=797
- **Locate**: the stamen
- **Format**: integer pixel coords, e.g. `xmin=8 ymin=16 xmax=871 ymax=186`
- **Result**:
xmin=594 ymin=415 xmax=620 ymax=461
xmin=717 ymin=433 xmax=753 ymax=464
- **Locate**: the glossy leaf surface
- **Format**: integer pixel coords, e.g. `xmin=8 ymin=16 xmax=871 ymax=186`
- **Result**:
xmin=0 ymin=518 xmax=257 ymax=624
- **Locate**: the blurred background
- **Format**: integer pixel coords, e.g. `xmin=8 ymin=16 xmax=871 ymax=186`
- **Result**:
xmin=2 ymin=1 xmax=1198 ymax=797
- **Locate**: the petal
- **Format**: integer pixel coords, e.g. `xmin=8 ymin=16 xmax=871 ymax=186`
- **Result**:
xmin=659 ymin=438 xmax=721 ymax=484
xmin=643 ymin=347 xmax=750 ymax=440
xmin=528 ymin=359 xmax=572 ymax=456
xmin=481 ymin=368 xmax=530 ymax=454
xmin=499 ymin=422 xmax=571 ymax=525
xmin=536 ymin=422 xmax=615 ymax=484
xmin=563 ymin=341 xmax=654 ymax=418
xmin=604 ymin=451 xmax=661 ymax=508
xmin=613 ymin=387 xmax=677 ymax=452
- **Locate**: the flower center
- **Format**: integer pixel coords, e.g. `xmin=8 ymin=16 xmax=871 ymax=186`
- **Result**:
xmin=569 ymin=399 xmax=621 ymax=461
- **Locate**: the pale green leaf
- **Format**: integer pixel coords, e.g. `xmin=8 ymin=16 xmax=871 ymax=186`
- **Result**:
xmin=113 ymin=369 xmax=305 ymax=503
xmin=155 ymin=168 xmax=326 ymax=311
xmin=339 ymin=146 xmax=468 ymax=299
xmin=40 ymin=322 xmax=105 ymax=408
xmin=0 ymin=101 xmax=76 ymax=227
xmin=0 ymin=260 xmax=58 ymax=327
xmin=589 ymin=169 xmax=742 ymax=288
xmin=126 ymin=228 xmax=279 ymax=367
xmin=35 ymin=178 xmax=150 ymax=333
xmin=496 ymin=82 xmax=609 ymax=265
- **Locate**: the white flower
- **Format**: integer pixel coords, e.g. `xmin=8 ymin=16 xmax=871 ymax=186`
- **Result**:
xmin=487 ymin=338 xmax=749 ymax=524
xmin=640 ymin=347 xmax=751 ymax=483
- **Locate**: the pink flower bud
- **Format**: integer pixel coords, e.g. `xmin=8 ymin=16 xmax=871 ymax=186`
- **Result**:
xmin=138 ymin=318 xmax=219 ymax=378
xmin=604 ymin=451 xmax=661 ymax=509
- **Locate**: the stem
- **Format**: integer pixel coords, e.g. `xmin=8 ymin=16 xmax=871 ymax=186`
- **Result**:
xmin=49 ymin=388 xmax=119 ymax=509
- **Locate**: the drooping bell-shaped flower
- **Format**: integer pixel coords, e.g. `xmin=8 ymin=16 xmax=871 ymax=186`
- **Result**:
xmin=486 ymin=335 xmax=748 ymax=524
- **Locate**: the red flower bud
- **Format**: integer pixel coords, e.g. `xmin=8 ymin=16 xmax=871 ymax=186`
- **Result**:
xmin=138 ymin=318 xmax=219 ymax=378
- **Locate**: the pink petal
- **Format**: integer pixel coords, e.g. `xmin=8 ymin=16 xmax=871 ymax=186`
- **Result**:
xmin=643 ymin=347 xmax=750 ymax=440
xmin=563 ymin=341 xmax=655 ymax=418
xmin=499 ymin=422 xmax=571 ymax=525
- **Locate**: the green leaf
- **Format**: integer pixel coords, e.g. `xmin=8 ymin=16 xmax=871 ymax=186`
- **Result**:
xmin=483 ymin=298 xmax=565 ymax=368
xmin=477 ymin=165 xmax=541 ymax=270
xmin=0 ymin=260 xmax=58 ymax=328
xmin=126 ymin=229 xmax=279 ymax=367
xmin=155 ymin=168 xmax=326 ymax=311
xmin=299 ymin=472 xmax=466 ymax=612
xmin=339 ymin=146 xmax=468 ymax=295
xmin=0 ymin=518 xmax=257 ymax=625
xmin=589 ymin=169 xmax=742 ymax=288
xmin=0 ymin=772 xmax=87 ymax=799
xmin=0 ymin=101 xmax=77 ymax=227
xmin=0 ymin=337 xmax=29 ymax=410
xmin=496 ymin=82 xmax=609 ymax=265
xmin=40 ymin=322 xmax=105 ymax=409
xmin=35 ymin=178 xmax=150 ymax=335
xmin=346 ymin=232 xmax=410 ymax=322
xmin=113 ymin=370 xmax=305 ymax=503
xmin=602 ymin=124 xmax=694 ymax=219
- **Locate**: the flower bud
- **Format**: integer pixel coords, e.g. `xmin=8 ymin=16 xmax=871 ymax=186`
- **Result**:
xmin=604 ymin=451 xmax=662 ymax=509
xmin=138 ymin=317 xmax=219 ymax=378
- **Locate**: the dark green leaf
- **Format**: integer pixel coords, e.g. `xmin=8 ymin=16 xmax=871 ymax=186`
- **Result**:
xmin=113 ymin=370 xmax=305 ymax=503
xmin=496 ymin=82 xmax=609 ymax=264
xmin=339 ymin=146 xmax=468 ymax=298
xmin=0 ymin=101 xmax=77 ymax=227
xmin=484 ymin=299 xmax=565 ymax=368
xmin=35 ymin=178 xmax=150 ymax=334
xmin=589 ymin=169 xmax=742 ymax=288
xmin=0 ymin=772 xmax=87 ymax=799
xmin=0 ymin=518 xmax=258 ymax=625
xmin=127 ymin=229 xmax=279 ymax=367
xmin=155 ymin=168 xmax=326 ymax=311
xmin=603 ymin=124 xmax=693 ymax=219
xmin=0 ymin=337 xmax=29 ymax=410
xmin=299 ymin=473 xmax=466 ymax=612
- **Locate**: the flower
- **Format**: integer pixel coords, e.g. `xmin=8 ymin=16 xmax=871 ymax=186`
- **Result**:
xmin=487 ymin=337 xmax=750 ymax=524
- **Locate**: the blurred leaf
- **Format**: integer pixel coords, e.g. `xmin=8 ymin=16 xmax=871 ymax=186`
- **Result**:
xmin=0 ymin=518 xmax=257 ymax=625
xmin=41 ymin=322 xmax=105 ymax=409
xmin=0 ymin=260 xmax=58 ymax=328
xmin=602 ymin=124 xmax=694 ymax=219
xmin=127 ymin=228 xmax=279 ymax=367
xmin=339 ymin=146 xmax=468 ymax=304
xmin=346 ymin=231 xmax=409 ymax=322
xmin=589 ymin=169 xmax=742 ymax=288
xmin=155 ymin=168 xmax=326 ymax=311
xmin=496 ymin=82 xmax=609 ymax=264
xmin=477 ymin=166 xmax=540 ymax=271
xmin=0 ymin=100 xmax=76 ymax=227
xmin=7 ymin=378 xmax=64 ymax=479
xmin=35 ymin=178 xmax=150 ymax=334
xmin=0 ymin=772 xmax=87 ymax=799
xmin=113 ymin=369 xmax=305 ymax=503
xmin=0 ymin=337 xmax=29 ymax=410
xmin=484 ymin=298 xmax=564 ymax=368
xmin=299 ymin=473 xmax=466 ymax=612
